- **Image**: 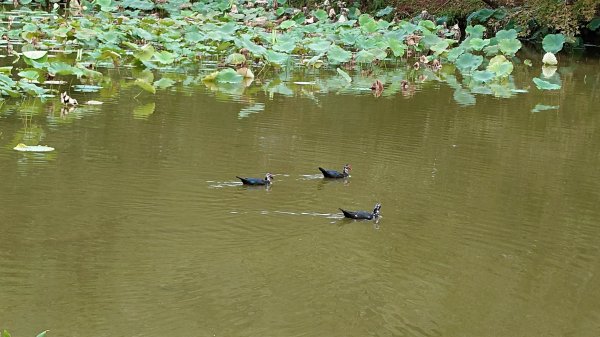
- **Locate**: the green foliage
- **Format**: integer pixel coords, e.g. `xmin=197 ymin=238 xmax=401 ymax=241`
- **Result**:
xmin=533 ymin=77 xmax=561 ymax=90
xmin=542 ymin=34 xmax=566 ymax=54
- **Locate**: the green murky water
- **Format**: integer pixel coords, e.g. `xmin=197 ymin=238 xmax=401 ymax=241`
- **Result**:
xmin=1 ymin=56 xmax=600 ymax=336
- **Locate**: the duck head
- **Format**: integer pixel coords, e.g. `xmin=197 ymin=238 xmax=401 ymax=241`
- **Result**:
xmin=343 ymin=164 xmax=352 ymax=176
xmin=373 ymin=203 xmax=382 ymax=217
xmin=265 ymin=173 xmax=274 ymax=184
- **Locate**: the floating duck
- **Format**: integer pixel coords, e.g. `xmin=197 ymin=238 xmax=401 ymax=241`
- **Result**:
xmin=236 ymin=173 xmax=274 ymax=186
xmin=340 ymin=203 xmax=381 ymax=220
xmin=318 ymin=164 xmax=351 ymax=178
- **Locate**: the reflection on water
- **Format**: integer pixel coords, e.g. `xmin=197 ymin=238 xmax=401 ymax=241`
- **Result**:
xmin=1 ymin=55 xmax=600 ymax=337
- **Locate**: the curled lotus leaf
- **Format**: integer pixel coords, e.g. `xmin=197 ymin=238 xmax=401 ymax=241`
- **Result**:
xmin=486 ymin=55 xmax=513 ymax=77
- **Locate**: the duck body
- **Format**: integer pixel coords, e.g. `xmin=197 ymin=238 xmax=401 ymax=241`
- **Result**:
xmin=319 ymin=164 xmax=351 ymax=179
xmin=340 ymin=203 xmax=381 ymax=220
xmin=236 ymin=173 xmax=273 ymax=186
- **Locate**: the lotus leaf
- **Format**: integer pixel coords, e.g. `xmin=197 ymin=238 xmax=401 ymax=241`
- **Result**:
xmin=456 ymin=53 xmax=483 ymax=73
xmin=337 ymin=68 xmax=352 ymax=83
xmin=226 ymin=53 xmax=246 ymax=66
xmin=307 ymin=40 xmax=332 ymax=54
xmin=542 ymin=34 xmax=565 ymax=54
xmin=486 ymin=55 xmax=513 ymax=77
xmin=73 ymin=85 xmax=103 ymax=92
xmin=375 ymin=6 xmax=394 ymax=18
xmin=588 ymin=18 xmax=600 ymax=31
xmin=279 ymin=20 xmax=296 ymax=30
xmin=135 ymin=78 xmax=156 ymax=94
xmin=327 ymin=45 xmax=352 ymax=64
xmin=447 ymin=47 xmax=465 ymax=62
xmin=472 ymin=70 xmax=495 ymax=83
xmin=465 ymin=25 xmax=486 ymax=39
xmin=469 ymin=38 xmax=489 ymax=51
xmin=18 ymin=69 xmax=42 ymax=82
xmin=134 ymin=44 xmax=155 ymax=62
xmin=467 ymin=8 xmax=494 ymax=24
xmin=495 ymin=29 xmax=517 ymax=40
xmin=22 ymin=50 xmax=48 ymax=60
xmin=314 ymin=9 xmax=328 ymax=22
xmin=215 ymin=68 xmax=243 ymax=83
xmin=498 ymin=38 xmax=521 ymax=56
xmin=533 ymin=77 xmax=561 ymax=90
xmin=388 ymin=39 xmax=406 ymax=57
xmin=265 ymin=50 xmax=289 ymax=66
xmin=154 ymin=78 xmax=176 ymax=89
xmin=19 ymin=81 xmax=48 ymax=96
xmin=47 ymin=62 xmax=80 ymax=76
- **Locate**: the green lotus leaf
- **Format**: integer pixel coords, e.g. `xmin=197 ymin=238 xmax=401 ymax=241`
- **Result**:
xmin=314 ymin=9 xmax=328 ymax=22
xmin=542 ymin=34 xmax=565 ymax=54
xmin=469 ymin=38 xmax=489 ymax=51
xmin=418 ymin=20 xmax=436 ymax=32
xmin=279 ymin=20 xmax=296 ymax=30
xmin=588 ymin=17 xmax=600 ymax=31
xmin=495 ymin=29 xmax=517 ymax=40
xmin=215 ymin=68 xmax=243 ymax=83
xmin=486 ymin=55 xmax=513 ymax=77
xmin=273 ymin=38 xmax=297 ymax=53
xmin=465 ymin=25 xmax=486 ymax=39
xmin=73 ymin=85 xmax=103 ymax=92
xmin=327 ymin=45 xmax=352 ymax=64
xmin=447 ymin=46 xmax=465 ymax=62
xmin=483 ymin=44 xmax=500 ymax=56
xmin=498 ymin=38 xmax=521 ymax=56
xmin=337 ymin=68 xmax=352 ymax=83
xmin=467 ymin=8 xmax=494 ymax=25
xmin=22 ymin=50 xmax=48 ymax=60
xmin=388 ymin=39 xmax=406 ymax=57
xmin=226 ymin=53 xmax=246 ymax=66
xmin=533 ymin=77 xmax=561 ymax=90
xmin=154 ymin=50 xmax=176 ymax=65
xmin=265 ymin=50 xmax=289 ymax=66
xmin=455 ymin=52 xmax=483 ymax=73
xmin=134 ymin=44 xmax=155 ymax=62
xmin=421 ymin=34 xmax=442 ymax=48
xmin=47 ymin=62 xmax=79 ymax=76
xmin=135 ymin=78 xmax=156 ymax=94
xmin=431 ymin=40 xmax=449 ymax=54
xmin=375 ymin=6 xmax=394 ymax=18
xmin=472 ymin=70 xmax=495 ymax=83
xmin=19 ymin=81 xmax=48 ymax=97
xmin=18 ymin=69 xmax=43 ymax=82
xmin=154 ymin=78 xmax=176 ymax=89
xmin=307 ymin=39 xmax=332 ymax=54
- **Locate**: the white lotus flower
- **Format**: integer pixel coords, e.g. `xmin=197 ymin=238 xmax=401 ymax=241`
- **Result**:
xmin=542 ymin=52 xmax=558 ymax=66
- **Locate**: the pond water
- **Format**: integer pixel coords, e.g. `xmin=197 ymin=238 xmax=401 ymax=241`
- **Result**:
xmin=1 ymin=55 xmax=600 ymax=336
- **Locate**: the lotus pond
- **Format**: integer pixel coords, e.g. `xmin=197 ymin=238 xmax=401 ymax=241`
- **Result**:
xmin=2 ymin=1 xmax=600 ymax=336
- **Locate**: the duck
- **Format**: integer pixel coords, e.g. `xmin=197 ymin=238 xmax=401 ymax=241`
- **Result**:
xmin=340 ymin=203 xmax=381 ymax=220
xmin=318 ymin=164 xmax=351 ymax=179
xmin=236 ymin=173 xmax=273 ymax=186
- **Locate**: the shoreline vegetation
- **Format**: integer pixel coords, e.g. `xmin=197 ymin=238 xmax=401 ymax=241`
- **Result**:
xmin=0 ymin=0 xmax=598 ymax=101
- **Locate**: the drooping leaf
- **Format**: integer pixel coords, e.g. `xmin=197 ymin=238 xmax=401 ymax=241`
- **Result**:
xmin=533 ymin=77 xmax=561 ymax=90
xmin=135 ymin=78 xmax=156 ymax=94
xmin=336 ymin=68 xmax=352 ymax=83
xmin=542 ymin=34 xmax=566 ymax=54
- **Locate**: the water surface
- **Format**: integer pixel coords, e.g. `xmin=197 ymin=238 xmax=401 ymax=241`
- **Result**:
xmin=1 ymin=57 xmax=600 ymax=336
